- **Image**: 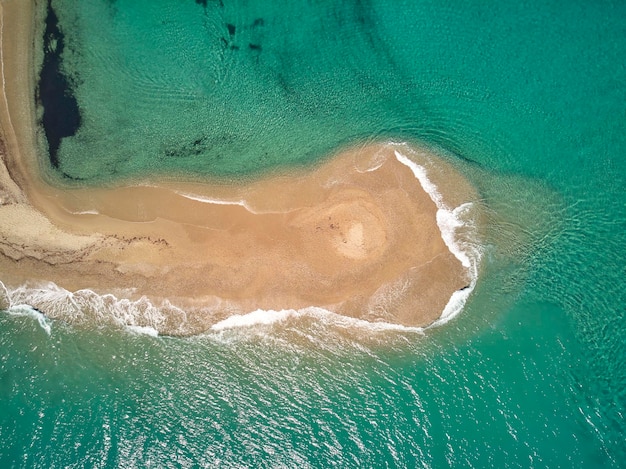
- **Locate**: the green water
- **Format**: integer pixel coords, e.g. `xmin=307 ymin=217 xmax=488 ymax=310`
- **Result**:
xmin=2 ymin=0 xmax=626 ymax=466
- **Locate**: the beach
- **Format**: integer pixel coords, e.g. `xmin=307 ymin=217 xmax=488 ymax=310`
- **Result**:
xmin=0 ymin=0 xmax=479 ymax=335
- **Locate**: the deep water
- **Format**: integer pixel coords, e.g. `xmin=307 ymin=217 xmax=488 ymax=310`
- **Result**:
xmin=2 ymin=0 xmax=625 ymax=466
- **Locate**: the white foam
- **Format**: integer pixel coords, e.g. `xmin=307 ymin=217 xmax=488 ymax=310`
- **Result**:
xmin=211 ymin=306 xmax=425 ymax=334
xmin=0 ymin=279 xmax=10 ymax=310
xmin=436 ymin=203 xmax=473 ymax=269
xmin=175 ymin=191 xmax=279 ymax=214
xmin=395 ymin=151 xmax=445 ymax=207
xmin=6 ymin=304 xmax=52 ymax=335
xmin=394 ymin=149 xmax=481 ymax=325
xmin=72 ymin=209 xmax=100 ymax=215
xmin=126 ymin=325 xmax=159 ymax=337
xmin=6 ymin=282 xmax=185 ymax=335
xmin=436 ymin=288 xmax=472 ymax=326
xmin=211 ymin=309 xmax=293 ymax=330
xmin=175 ymin=191 xmax=249 ymax=208
xmin=174 ymin=191 xmax=294 ymax=215
xmin=363 ymin=161 xmax=385 ymax=172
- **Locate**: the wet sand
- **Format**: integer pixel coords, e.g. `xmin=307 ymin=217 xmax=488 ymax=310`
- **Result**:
xmin=0 ymin=1 xmax=478 ymax=335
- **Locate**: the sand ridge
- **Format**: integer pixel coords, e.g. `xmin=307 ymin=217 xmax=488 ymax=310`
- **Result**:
xmin=0 ymin=1 xmax=479 ymax=335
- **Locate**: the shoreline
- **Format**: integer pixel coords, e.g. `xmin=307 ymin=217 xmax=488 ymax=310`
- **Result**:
xmin=0 ymin=1 xmax=481 ymax=336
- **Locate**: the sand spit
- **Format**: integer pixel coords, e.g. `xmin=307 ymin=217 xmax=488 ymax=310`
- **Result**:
xmin=0 ymin=1 xmax=481 ymax=335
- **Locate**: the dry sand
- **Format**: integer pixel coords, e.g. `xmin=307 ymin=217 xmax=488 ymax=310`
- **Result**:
xmin=0 ymin=1 xmax=478 ymax=335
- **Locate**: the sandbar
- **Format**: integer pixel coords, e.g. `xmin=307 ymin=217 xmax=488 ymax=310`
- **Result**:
xmin=0 ymin=1 xmax=479 ymax=335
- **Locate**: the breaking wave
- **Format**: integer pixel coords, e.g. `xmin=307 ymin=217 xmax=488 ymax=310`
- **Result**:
xmin=394 ymin=145 xmax=482 ymax=326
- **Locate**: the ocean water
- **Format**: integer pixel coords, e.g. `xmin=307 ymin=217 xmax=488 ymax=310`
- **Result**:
xmin=2 ymin=0 xmax=626 ymax=466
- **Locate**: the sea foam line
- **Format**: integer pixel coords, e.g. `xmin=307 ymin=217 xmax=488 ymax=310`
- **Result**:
xmin=174 ymin=190 xmax=285 ymax=215
xmin=71 ymin=209 xmax=100 ymax=215
xmin=211 ymin=306 xmax=425 ymax=334
xmin=5 ymin=304 xmax=52 ymax=335
xmin=1 ymin=281 xmax=171 ymax=337
xmin=2 ymin=278 xmax=425 ymax=337
xmin=126 ymin=325 xmax=159 ymax=337
xmin=174 ymin=190 xmax=302 ymax=215
xmin=175 ymin=191 xmax=249 ymax=208
xmin=394 ymin=149 xmax=481 ymax=326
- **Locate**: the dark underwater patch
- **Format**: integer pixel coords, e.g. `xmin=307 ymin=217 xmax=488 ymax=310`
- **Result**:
xmin=38 ymin=0 xmax=81 ymax=169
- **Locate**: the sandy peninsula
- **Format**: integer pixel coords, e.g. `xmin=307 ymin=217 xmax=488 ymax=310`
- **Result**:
xmin=0 ymin=0 xmax=479 ymax=335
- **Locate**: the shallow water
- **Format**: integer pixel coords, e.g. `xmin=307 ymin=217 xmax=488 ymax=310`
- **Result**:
xmin=2 ymin=0 xmax=626 ymax=466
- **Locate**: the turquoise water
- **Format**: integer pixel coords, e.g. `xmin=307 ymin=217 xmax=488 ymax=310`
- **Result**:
xmin=2 ymin=0 xmax=626 ymax=466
